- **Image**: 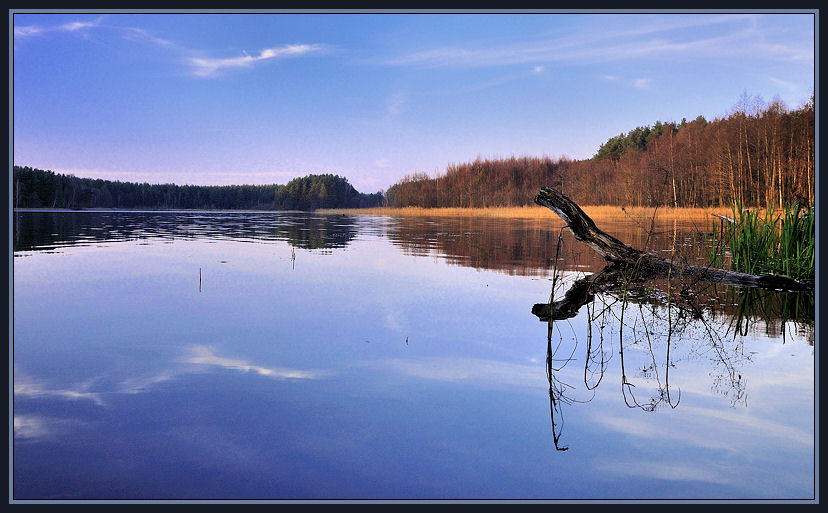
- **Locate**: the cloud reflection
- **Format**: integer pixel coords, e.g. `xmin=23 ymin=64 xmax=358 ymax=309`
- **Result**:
xmin=592 ymin=400 xmax=813 ymax=458
xmin=117 ymin=371 xmax=177 ymax=395
xmin=184 ymin=345 xmax=324 ymax=380
xmin=375 ymin=357 xmax=543 ymax=389
xmin=595 ymin=457 xmax=741 ymax=487
xmin=679 ymin=405 xmax=814 ymax=447
xmin=13 ymin=415 xmax=50 ymax=440
xmin=14 ymin=346 xmax=322 ymax=412
xmin=13 ymin=367 xmax=105 ymax=406
xmin=13 ymin=347 xmax=324 ymax=441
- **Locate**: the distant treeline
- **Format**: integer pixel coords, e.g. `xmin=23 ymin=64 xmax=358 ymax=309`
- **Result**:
xmin=387 ymin=94 xmax=815 ymax=209
xmin=12 ymin=167 xmax=384 ymax=211
xmin=13 ymin=94 xmax=814 ymax=211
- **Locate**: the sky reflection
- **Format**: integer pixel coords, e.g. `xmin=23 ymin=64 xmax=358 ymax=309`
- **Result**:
xmin=12 ymin=212 xmax=814 ymax=500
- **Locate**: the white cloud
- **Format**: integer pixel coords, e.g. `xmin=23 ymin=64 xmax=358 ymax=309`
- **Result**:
xmin=634 ymin=77 xmax=653 ymax=89
xmin=14 ymin=16 xmax=105 ymax=39
xmin=597 ymin=75 xmax=652 ymax=89
xmin=532 ymin=65 xmax=545 ymax=73
xmin=188 ymin=44 xmax=325 ymax=77
xmin=62 ymin=19 xmax=102 ymax=32
xmin=13 ymin=25 xmax=46 ymax=38
xmin=13 ymin=17 xmax=324 ymax=79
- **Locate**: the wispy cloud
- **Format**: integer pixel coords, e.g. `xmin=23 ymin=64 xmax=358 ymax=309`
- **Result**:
xmin=13 ymin=15 xmax=106 ymax=39
xmin=599 ymin=12 xmax=759 ymax=39
xmin=13 ymin=16 xmax=175 ymax=56
xmin=600 ymin=74 xmax=652 ymax=90
xmin=633 ymin=77 xmax=653 ymax=89
xmin=766 ymin=76 xmax=800 ymax=92
xmin=120 ymin=26 xmax=173 ymax=47
xmin=385 ymin=14 xmax=812 ymax=69
xmin=188 ymin=44 xmax=325 ymax=77
xmin=14 ymin=16 xmax=326 ymax=79
xmin=53 ymin=167 xmax=303 ymax=187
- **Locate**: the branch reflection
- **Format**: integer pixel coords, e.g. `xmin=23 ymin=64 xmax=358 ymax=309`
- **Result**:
xmin=534 ymin=259 xmax=813 ymax=451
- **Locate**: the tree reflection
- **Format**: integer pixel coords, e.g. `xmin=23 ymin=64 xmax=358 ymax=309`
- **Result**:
xmin=13 ymin=210 xmax=359 ymax=252
xmin=535 ymin=255 xmax=812 ymax=451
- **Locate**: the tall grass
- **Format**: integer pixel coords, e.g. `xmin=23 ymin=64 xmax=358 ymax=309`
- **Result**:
xmin=709 ymin=201 xmax=815 ymax=281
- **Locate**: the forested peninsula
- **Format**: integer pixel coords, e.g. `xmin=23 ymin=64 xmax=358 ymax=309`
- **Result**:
xmin=13 ymin=95 xmax=814 ymax=211
xmin=12 ymin=170 xmax=384 ymax=211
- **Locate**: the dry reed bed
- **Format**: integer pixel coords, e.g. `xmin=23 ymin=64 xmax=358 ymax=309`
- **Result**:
xmin=317 ymin=205 xmax=737 ymax=221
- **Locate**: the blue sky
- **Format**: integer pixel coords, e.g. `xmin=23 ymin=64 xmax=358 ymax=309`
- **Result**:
xmin=12 ymin=11 xmax=816 ymax=193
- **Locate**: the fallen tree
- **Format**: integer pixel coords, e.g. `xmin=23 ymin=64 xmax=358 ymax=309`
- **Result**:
xmin=532 ymin=187 xmax=813 ymax=322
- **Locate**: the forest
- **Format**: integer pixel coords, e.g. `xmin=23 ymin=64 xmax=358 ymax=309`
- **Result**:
xmin=386 ymin=94 xmax=815 ymax=209
xmin=12 ymin=169 xmax=384 ymax=211
xmin=13 ymin=94 xmax=814 ymax=212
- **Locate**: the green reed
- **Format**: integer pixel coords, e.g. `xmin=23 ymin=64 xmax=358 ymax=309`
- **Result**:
xmin=708 ymin=200 xmax=815 ymax=281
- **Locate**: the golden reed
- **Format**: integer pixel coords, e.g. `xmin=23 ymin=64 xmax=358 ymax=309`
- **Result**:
xmin=316 ymin=205 xmax=735 ymax=221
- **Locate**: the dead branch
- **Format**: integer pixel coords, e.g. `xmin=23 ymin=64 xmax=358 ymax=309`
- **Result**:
xmin=534 ymin=187 xmax=813 ymax=292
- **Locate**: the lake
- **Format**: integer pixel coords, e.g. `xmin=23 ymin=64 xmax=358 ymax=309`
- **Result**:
xmin=11 ymin=210 xmax=815 ymax=501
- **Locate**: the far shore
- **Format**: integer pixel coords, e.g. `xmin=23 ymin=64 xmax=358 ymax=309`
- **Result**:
xmin=12 ymin=207 xmax=308 ymax=214
xmin=317 ymin=205 xmax=737 ymax=221
xmin=14 ymin=205 xmax=740 ymax=221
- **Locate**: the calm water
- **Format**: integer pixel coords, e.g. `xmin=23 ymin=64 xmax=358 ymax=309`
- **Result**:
xmin=12 ymin=211 xmax=815 ymax=501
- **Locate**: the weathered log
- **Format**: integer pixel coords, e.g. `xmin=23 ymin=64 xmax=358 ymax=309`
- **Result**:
xmin=534 ymin=187 xmax=813 ymax=292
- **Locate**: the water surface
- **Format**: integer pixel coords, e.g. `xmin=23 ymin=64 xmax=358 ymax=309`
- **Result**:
xmin=12 ymin=210 xmax=815 ymax=500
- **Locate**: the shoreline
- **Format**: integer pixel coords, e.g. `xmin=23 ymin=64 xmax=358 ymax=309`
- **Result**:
xmin=316 ymin=205 xmax=737 ymax=221
xmin=13 ymin=205 xmax=738 ymax=220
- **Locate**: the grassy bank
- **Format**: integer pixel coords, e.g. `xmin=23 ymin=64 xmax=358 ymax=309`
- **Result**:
xmin=709 ymin=202 xmax=815 ymax=281
xmin=316 ymin=205 xmax=736 ymax=221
